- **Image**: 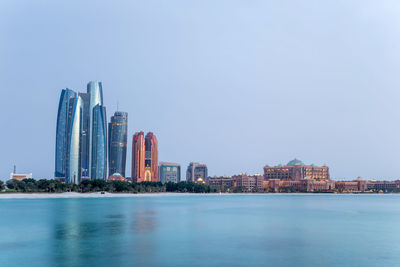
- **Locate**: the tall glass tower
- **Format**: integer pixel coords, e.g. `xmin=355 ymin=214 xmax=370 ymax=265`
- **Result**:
xmin=55 ymin=89 xmax=76 ymax=180
xmin=78 ymin=92 xmax=90 ymax=178
xmin=91 ymin=104 xmax=107 ymax=180
xmin=54 ymin=89 xmax=83 ymax=184
xmin=67 ymin=96 xmax=83 ymax=184
xmin=55 ymin=82 xmax=108 ymax=183
xmin=87 ymin=81 xmax=105 ymax=179
xmin=108 ymin=112 xmax=128 ymax=177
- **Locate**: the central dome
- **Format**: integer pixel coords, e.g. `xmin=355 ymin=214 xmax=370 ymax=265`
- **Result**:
xmin=287 ymin=158 xmax=304 ymax=166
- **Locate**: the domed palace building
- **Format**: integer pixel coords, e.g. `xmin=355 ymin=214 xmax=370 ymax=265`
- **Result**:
xmin=264 ymin=159 xmax=330 ymax=181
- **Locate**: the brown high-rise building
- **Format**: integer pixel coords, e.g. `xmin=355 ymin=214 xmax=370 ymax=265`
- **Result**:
xmin=131 ymin=131 xmax=159 ymax=182
xmin=144 ymin=132 xmax=159 ymax=182
xmin=131 ymin=132 xmax=145 ymax=182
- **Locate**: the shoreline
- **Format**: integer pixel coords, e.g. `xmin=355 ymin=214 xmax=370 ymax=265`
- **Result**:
xmin=0 ymin=192 xmax=395 ymax=199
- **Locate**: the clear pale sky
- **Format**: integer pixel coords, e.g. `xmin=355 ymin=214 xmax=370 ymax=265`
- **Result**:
xmin=1 ymin=0 xmax=400 ymax=181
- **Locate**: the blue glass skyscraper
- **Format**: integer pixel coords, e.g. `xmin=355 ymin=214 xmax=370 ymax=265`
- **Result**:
xmin=55 ymin=88 xmax=76 ymax=181
xmin=87 ymin=81 xmax=107 ymax=180
xmin=55 ymin=81 xmax=108 ymax=184
xmin=54 ymin=89 xmax=83 ymax=184
xmin=108 ymin=112 xmax=128 ymax=177
xmin=67 ymin=96 xmax=83 ymax=184
xmin=78 ymin=92 xmax=90 ymax=178
xmin=91 ymin=104 xmax=107 ymax=180
xmin=87 ymin=81 xmax=106 ymax=179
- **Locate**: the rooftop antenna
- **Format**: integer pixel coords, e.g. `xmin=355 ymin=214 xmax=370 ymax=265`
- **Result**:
xmin=13 ymin=165 xmax=16 ymax=174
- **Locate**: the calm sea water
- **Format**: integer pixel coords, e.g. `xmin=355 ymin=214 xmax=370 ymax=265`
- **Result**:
xmin=1 ymin=194 xmax=400 ymax=266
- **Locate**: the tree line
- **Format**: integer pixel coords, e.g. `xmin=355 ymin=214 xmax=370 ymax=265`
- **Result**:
xmin=1 ymin=178 xmax=211 ymax=193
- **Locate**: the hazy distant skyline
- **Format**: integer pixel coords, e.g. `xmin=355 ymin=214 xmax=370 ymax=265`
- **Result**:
xmin=1 ymin=0 xmax=400 ymax=181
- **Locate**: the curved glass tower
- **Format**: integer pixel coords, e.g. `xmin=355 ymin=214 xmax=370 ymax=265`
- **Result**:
xmin=91 ymin=104 xmax=107 ymax=180
xmin=108 ymin=112 xmax=128 ymax=177
xmin=55 ymin=88 xmax=76 ymax=180
xmin=68 ymin=96 xmax=83 ymax=184
xmin=55 ymin=82 xmax=107 ymax=183
xmin=87 ymin=81 xmax=104 ymax=179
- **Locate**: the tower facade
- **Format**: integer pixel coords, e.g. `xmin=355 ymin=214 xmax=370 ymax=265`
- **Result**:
xmin=145 ymin=132 xmax=159 ymax=182
xmin=67 ymin=96 xmax=83 ymax=184
xmin=55 ymin=88 xmax=75 ymax=180
xmin=132 ymin=132 xmax=145 ymax=182
xmin=186 ymin=162 xmax=208 ymax=182
xmin=87 ymin=81 xmax=107 ymax=180
xmin=108 ymin=112 xmax=128 ymax=177
xmin=91 ymin=104 xmax=107 ymax=180
xmin=132 ymin=132 xmax=158 ymax=182
xmin=55 ymin=81 xmax=108 ymax=184
xmin=159 ymin=162 xmax=181 ymax=183
xmin=78 ymin=92 xmax=90 ymax=178
xmin=54 ymin=89 xmax=83 ymax=184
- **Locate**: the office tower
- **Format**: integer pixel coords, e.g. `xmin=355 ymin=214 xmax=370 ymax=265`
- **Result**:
xmin=108 ymin=112 xmax=128 ymax=176
xmin=159 ymin=162 xmax=181 ymax=183
xmin=132 ymin=132 xmax=159 ymax=182
xmin=132 ymin=132 xmax=145 ymax=182
xmin=87 ymin=81 xmax=106 ymax=179
xmin=186 ymin=162 xmax=208 ymax=182
xmin=67 ymin=96 xmax=83 ymax=184
xmin=91 ymin=104 xmax=107 ymax=180
xmin=145 ymin=132 xmax=159 ymax=182
xmin=55 ymin=88 xmax=76 ymax=180
xmin=78 ymin=92 xmax=90 ymax=178
xmin=54 ymin=89 xmax=83 ymax=184
xmin=55 ymin=81 xmax=108 ymax=184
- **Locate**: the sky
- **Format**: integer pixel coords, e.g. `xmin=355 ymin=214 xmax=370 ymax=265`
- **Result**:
xmin=1 ymin=0 xmax=400 ymax=181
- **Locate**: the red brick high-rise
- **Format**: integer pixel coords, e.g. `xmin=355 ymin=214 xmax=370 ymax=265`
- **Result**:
xmin=144 ymin=132 xmax=159 ymax=182
xmin=131 ymin=132 xmax=145 ymax=182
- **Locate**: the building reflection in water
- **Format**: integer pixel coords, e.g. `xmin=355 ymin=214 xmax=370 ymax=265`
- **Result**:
xmin=129 ymin=200 xmax=159 ymax=266
xmin=50 ymin=199 xmax=128 ymax=266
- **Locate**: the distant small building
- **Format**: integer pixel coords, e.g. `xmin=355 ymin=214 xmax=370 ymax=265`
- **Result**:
xmin=10 ymin=173 xmax=32 ymax=181
xmin=335 ymin=178 xmax=367 ymax=192
xmin=159 ymin=162 xmax=181 ymax=183
xmin=206 ymin=177 xmax=234 ymax=190
xmin=108 ymin=173 xmax=126 ymax=182
xmin=232 ymin=174 xmax=264 ymax=192
xmin=186 ymin=162 xmax=208 ymax=182
xmin=367 ymin=180 xmax=399 ymax=191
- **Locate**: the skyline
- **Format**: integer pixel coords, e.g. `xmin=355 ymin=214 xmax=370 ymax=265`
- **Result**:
xmin=1 ymin=1 xmax=400 ymax=181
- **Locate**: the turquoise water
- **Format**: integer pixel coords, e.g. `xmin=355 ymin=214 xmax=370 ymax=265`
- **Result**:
xmin=1 ymin=194 xmax=400 ymax=266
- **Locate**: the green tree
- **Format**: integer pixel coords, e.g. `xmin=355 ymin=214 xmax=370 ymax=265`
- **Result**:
xmin=92 ymin=179 xmax=107 ymax=191
xmin=80 ymin=180 xmax=93 ymax=192
xmin=6 ymin=179 xmax=16 ymax=190
xmin=0 ymin=180 xmax=5 ymax=191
